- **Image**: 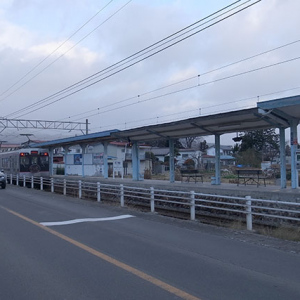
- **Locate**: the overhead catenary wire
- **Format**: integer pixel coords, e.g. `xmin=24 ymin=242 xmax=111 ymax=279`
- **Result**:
xmin=6 ymin=0 xmax=260 ymax=118
xmin=3 ymin=83 xmax=300 ymax=145
xmin=5 ymin=36 xmax=300 ymax=138
xmin=64 ymin=55 xmax=300 ymax=121
xmin=4 ymin=0 xmax=244 ymax=117
xmin=60 ymin=38 xmax=300 ymax=121
xmin=0 ymin=0 xmax=131 ymax=103
xmin=87 ymin=85 xmax=300 ymax=132
xmin=0 ymin=0 xmax=114 ymax=99
xmin=13 ymin=32 xmax=300 ymax=140
xmin=35 ymin=0 xmax=248 ymax=101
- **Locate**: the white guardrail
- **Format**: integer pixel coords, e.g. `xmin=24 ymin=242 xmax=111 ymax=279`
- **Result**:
xmin=7 ymin=174 xmax=300 ymax=230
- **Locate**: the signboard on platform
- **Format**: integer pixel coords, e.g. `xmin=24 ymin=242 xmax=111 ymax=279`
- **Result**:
xmin=74 ymin=154 xmax=82 ymax=165
xmin=93 ymin=153 xmax=104 ymax=165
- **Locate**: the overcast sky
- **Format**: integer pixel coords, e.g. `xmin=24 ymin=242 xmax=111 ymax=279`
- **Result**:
xmin=0 ymin=0 xmax=299 ymax=145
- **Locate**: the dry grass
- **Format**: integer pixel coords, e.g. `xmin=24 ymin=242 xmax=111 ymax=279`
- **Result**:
xmin=225 ymin=220 xmax=300 ymax=242
xmin=256 ymin=226 xmax=300 ymax=242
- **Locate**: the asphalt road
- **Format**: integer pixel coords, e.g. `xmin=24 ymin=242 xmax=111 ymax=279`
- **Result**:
xmin=0 ymin=185 xmax=299 ymax=300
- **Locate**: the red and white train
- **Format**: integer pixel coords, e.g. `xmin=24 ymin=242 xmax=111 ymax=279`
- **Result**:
xmin=0 ymin=148 xmax=50 ymax=177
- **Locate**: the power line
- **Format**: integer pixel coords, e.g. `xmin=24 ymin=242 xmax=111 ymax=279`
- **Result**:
xmin=61 ymin=38 xmax=300 ymax=121
xmin=88 ymin=87 xmax=300 ymax=132
xmin=69 ymin=55 xmax=300 ymax=121
xmin=0 ymin=0 xmax=131 ymax=103
xmin=5 ymin=0 xmax=243 ymax=117
xmin=6 ymin=0 xmax=260 ymax=118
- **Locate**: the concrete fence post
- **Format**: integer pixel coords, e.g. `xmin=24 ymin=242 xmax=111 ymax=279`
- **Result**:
xmin=51 ymin=178 xmax=54 ymax=193
xmin=31 ymin=176 xmax=34 ymax=189
xmin=190 ymin=191 xmax=195 ymax=221
xmin=10 ymin=174 xmax=12 ymax=184
xmin=97 ymin=182 xmax=101 ymax=202
xmin=79 ymin=180 xmax=82 ymax=199
xmin=150 ymin=187 xmax=155 ymax=212
xmin=16 ymin=174 xmax=19 ymax=186
xmin=40 ymin=177 xmax=43 ymax=191
xmin=120 ymin=184 xmax=124 ymax=207
xmin=63 ymin=179 xmax=66 ymax=195
xmin=246 ymin=195 xmax=253 ymax=231
xmin=23 ymin=175 xmax=26 ymax=187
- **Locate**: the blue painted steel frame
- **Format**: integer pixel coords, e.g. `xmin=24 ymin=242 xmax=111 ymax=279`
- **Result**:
xmin=290 ymin=119 xmax=298 ymax=189
xmin=169 ymin=139 xmax=175 ymax=183
xmin=103 ymin=142 xmax=108 ymax=179
xmin=279 ymin=128 xmax=287 ymax=189
xmin=132 ymin=142 xmax=141 ymax=181
xmin=214 ymin=134 xmax=221 ymax=185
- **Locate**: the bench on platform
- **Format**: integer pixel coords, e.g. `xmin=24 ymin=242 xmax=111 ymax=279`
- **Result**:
xmin=180 ymin=169 xmax=203 ymax=183
xmin=235 ymin=168 xmax=266 ymax=187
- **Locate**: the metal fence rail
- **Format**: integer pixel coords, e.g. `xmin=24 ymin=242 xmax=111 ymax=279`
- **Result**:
xmin=6 ymin=175 xmax=300 ymax=230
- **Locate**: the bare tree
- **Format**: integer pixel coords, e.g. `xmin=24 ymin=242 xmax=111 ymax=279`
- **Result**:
xmin=180 ymin=136 xmax=206 ymax=149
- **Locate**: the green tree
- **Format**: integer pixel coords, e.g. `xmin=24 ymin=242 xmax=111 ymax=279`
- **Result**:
xmin=238 ymin=129 xmax=279 ymax=162
xmin=235 ymin=148 xmax=261 ymax=168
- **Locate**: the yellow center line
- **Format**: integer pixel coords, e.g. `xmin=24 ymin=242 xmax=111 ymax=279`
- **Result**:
xmin=1 ymin=205 xmax=201 ymax=300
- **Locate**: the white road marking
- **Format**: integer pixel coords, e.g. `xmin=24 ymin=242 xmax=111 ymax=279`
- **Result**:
xmin=40 ymin=214 xmax=135 ymax=226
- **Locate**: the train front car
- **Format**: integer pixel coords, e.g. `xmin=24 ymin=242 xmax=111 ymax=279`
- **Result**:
xmin=19 ymin=149 xmax=50 ymax=177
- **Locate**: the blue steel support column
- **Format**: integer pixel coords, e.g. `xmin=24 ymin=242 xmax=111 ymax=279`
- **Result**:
xmin=49 ymin=147 xmax=54 ymax=176
xmin=103 ymin=142 xmax=108 ymax=179
xmin=80 ymin=144 xmax=86 ymax=178
xmin=214 ymin=134 xmax=221 ymax=185
xmin=132 ymin=141 xmax=140 ymax=181
xmin=290 ymin=119 xmax=298 ymax=189
xmin=169 ymin=139 xmax=175 ymax=183
xmin=279 ymin=127 xmax=286 ymax=189
xmin=63 ymin=146 xmax=68 ymax=175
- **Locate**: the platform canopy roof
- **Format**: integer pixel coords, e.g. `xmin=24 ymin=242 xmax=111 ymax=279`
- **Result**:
xmin=113 ymin=95 xmax=300 ymax=142
xmin=30 ymin=129 xmax=120 ymax=148
xmin=31 ymin=95 xmax=300 ymax=148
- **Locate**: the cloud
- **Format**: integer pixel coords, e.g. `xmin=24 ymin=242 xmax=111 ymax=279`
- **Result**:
xmin=0 ymin=0 xmax=300 ymax=145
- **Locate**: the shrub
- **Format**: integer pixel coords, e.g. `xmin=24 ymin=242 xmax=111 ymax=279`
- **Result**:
xmin=56 ymin=167 xmax=65 ymax=175
xmin=144 ymin=168 xmax=152 ymax=179
xmin=183 ymin=158 xmax=195 ymax=169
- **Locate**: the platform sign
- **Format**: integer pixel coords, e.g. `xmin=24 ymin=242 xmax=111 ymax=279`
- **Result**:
xmin=74 ymin=154 xmax=82 ymax=165
xmin=93 ymin=153 xmax=104 ymax=165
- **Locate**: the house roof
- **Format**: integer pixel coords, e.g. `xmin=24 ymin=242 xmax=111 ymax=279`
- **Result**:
xmin=150 ymin=147 xmax=169 ymax=156
xmin=220 ymin=155 xmax=235 ymax=160
xmin=206 ymin=144 xmax=233 ymax=150
xmin=178 ymin=148 xmax=199 ymax=153
xmin=203 ymin=154 xmax=235 ymax=160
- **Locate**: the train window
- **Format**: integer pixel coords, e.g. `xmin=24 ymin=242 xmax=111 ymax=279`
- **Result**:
xmin=40 ymin=156 xmax=49 ymax=165
xmin=20 ymin=157 xmax=29 ymax=166
xmin=32 ymin=157 xmax=38 ymax=165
